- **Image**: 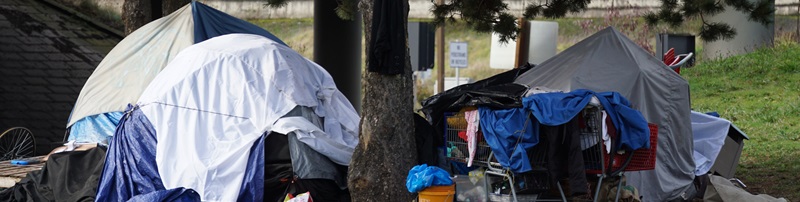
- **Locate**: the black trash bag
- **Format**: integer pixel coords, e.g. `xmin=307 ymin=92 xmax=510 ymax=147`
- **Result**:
xmin=420 ymin=64 xmax=533 ymax=146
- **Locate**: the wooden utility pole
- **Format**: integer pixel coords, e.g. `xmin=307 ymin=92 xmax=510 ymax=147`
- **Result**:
xmin=514 ymin=18 xmax=529 ymax=68
xmin=436 ymin=0 xmax=445 ymax=93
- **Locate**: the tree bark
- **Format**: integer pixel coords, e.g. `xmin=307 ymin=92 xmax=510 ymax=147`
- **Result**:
xmin=348 ymin=0 xmax=417 ymax=201
xmin=122 ymin=0 xmax=152 ymax=35
xmin=162 ymin=0 xmax=191 ymax=16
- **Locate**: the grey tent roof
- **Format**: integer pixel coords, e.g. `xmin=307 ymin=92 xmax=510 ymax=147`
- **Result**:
xmin=514 ymin=27 xmax=695 ymax=201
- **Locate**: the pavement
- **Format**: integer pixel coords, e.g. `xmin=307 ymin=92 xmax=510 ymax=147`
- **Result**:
xmin=0 ymin=0 xmax=121 ymax=154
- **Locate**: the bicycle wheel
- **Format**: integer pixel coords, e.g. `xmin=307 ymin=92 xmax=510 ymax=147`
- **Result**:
xmin=0 ymin=127 xmax=36 ymax=161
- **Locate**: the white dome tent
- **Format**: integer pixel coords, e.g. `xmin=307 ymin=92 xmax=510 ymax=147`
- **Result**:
xmin=96 ymin=34 xmax=358 ymax=201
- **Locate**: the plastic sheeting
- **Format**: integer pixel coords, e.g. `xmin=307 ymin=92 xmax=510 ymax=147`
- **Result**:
xmin=137 ymin=34 xmax=358 ymax=201
xmin=691 ymin=111 xmax=730 ymax=176
xmin=68 ymin=112 xmax=123 ymax=144
xmin=421 ymin=64 xmax=532 ymax=146
xmin=68 ymin=2 xmax=287 ymax=127
xmin=95 ymin=106 xmax=163 ymax=202
xmin=514 ymin=27 xmax=694 ymax=201
xmin=0 ymin=147 xmax=107 ymax=202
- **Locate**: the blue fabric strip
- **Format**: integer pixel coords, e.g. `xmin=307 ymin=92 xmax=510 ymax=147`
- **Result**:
xmin=237 ymin=135 xmax=265 ymax=202
xmin=192 ymin=1 xmax=287 ymax=46
xmin=477 ymin=107 xmax=538 ymax=173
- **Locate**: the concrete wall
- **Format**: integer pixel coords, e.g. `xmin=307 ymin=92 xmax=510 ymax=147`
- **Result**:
xmin=82 ymin=0 xmax=800 ymax=19
xmin=703 ymin=0 xmax=776 ymax=60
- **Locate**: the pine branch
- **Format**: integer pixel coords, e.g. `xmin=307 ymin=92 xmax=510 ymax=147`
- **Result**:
xmin=263 ymin=0 xmax=288 ymax=8
xmin=645 ymin=0 xmax=773 ymax=42
xmin=432 ymin=0 xmax=590 ymax=43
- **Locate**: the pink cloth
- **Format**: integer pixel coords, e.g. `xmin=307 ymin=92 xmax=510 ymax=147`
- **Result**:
xmin=464 ymin=110 xmax=479 ymax=167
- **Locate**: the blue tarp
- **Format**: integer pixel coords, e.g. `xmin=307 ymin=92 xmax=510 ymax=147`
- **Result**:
xmin=95 ymin=105 xmax=266 ymax=201
xmin=192 ymin=1 xmax=287 ymax=46
xmin=477 ymin=107 xmax=537 ymax=173
xmin=477 ymin=90 xmax=650 ymax=173
xmin=523 ymin=89 xmax=650 ymax=151
xmin=68 ymin=112 xmax=124 ymax=144
xmin=95 ymin=105 xmax=173 ymax=202
xmin=237 ymin=135 xmax=265 ymax=202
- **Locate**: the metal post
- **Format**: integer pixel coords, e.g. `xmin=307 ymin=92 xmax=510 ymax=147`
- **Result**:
xmin=455 ymin=67 xmax=459 ymax=86
xmin=314 ymin=0 xmax=362 ymax=112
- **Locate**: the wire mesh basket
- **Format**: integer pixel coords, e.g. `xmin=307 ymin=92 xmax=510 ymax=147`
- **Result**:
xmin=444 ymin=112 xmax=498 ymax=168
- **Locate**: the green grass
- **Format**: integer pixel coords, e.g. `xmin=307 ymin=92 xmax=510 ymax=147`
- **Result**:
xmin=682 ymin=41 xmax=800 ymax=200
xmin=249 ymin=19 xmax=315 ymax=58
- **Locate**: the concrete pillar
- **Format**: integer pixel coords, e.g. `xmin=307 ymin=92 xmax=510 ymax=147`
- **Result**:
xmin=703 ymin=0 xmax=775 ymax=60
xmin=314 ymin=0 xmax=362 ymax=112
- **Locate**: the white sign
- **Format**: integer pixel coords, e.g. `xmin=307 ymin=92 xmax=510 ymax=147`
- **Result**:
xmin=489 ymin=21 xmax=558 ymax=69
xmin=449 ymin=42 xmax=468 ymax=68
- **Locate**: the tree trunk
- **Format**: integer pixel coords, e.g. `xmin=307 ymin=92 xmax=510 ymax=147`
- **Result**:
xmin=122 ymin=0 xmax=152 ymax=35
xmin=348 ymin=0 xmax=417 ymax=201
xmin=162 ymin=0 xmax=191 ymax=16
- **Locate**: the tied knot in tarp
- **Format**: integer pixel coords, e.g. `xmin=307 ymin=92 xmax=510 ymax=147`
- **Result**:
xmin=405 ymin=164 xmax=453 ymax=193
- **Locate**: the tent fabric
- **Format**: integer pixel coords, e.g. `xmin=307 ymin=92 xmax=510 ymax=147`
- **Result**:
xmin=0 ymin=147 xmax=106 ymax=202
xmin=95 ymin=105 xmax=164 ymax=202
xmin=67 ymin=112 xmax=123 ymax=144
xmin=514 ymin=27 xmax=694 ymax=201
xmin=93 ymin=106 xmax=211 ymax=202
xmin=283 ymin=106 xmax=347 ymax=189
xmin=68 ymin=2 xmax=287 ymax=127
xmin=68 ymin=5 xmax=195 ymax=127
xmin=136 ymin=33 xmax=358 ymax=201
xmin=191 ymin=1 xmax=285 ymax=46
xmin=691 ymin=111 xmax=730 ymax=176
xmin=523 ymin=90 xmax=650 ymax=151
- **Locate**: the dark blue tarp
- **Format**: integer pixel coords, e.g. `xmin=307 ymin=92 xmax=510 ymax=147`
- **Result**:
xmin=237 ymin=135 xmax=265 ymax=202
xmin=192 ymin=1 xmax=287 ymax=46
xmin=95 ymin=105 xmax=170 ymax=201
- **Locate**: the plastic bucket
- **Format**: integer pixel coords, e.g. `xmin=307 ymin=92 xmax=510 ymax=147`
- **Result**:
xmin=418 ymin=184 xmax=455 ymax=202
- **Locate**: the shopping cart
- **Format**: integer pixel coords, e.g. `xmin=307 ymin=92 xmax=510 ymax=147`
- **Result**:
xmin=445 ymin=111 xmax=566 ymax=202
xmin=580 ymin=105 xmax=659 ymax=202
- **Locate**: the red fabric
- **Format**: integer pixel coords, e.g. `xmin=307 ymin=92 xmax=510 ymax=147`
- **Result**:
xmin=662 ymin=48 xmax=676 ymax=65
xmin=458 ymin=131 xmax=468 ymax=142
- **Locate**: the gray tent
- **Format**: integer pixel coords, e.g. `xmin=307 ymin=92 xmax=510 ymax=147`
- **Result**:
xmin=514 ymin=27 xmax=695 ymax=201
